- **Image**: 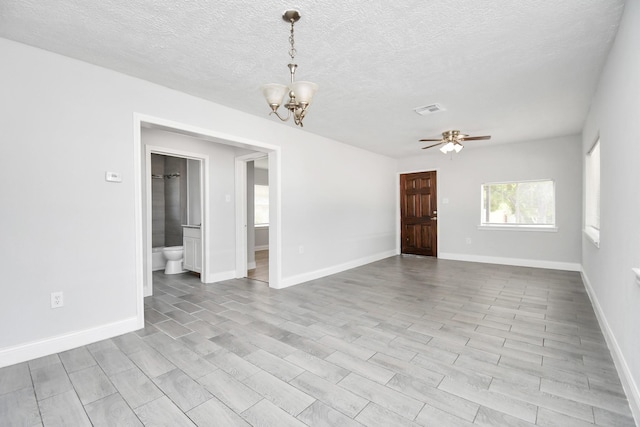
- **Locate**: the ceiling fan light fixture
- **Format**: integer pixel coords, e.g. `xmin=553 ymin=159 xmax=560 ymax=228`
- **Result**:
xmin=262 ymin=9 xmax=317 ymax=127
xmin=440 ymin=142 xmax=455 ymax=153
xmin=421 ymin=130 xmax=491 ymax=154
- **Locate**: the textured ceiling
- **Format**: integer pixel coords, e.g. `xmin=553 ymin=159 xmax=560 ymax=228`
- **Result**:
xmin=0 ymin=0 xmax=625 ymax=158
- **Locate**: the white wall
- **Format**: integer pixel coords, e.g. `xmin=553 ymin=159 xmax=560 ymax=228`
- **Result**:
xmin=254 ymin=163 xmax=269 ymax=250
xmin=281 ymin=141 xmax=397 ymax=283
xmin=581 ymin=0 xmax=640 ymax=420
xmin=0 ymin=38 xmax=397 ymax=366
xmin=255 ymin=227 xmax=269 ymax=250
xmin=398 ymin=135 xmax=582 ymax=270
xmin=254 ymin=167 xmax=269 ymax=185
xmin=187 ymin=158 xmax=201 ymax=225
xmin=246 ymin=161 xmax=256 ymax=269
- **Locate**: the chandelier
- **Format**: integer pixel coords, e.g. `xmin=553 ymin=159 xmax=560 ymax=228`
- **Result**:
xmin=262 ymin=10 xmax=318 ymax=127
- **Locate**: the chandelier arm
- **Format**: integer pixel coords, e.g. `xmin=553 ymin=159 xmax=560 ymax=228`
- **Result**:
xmin=269 ymin=109 xmax=291 ymax=122
xmin=293 ymin=108 xmax=304 ymax=127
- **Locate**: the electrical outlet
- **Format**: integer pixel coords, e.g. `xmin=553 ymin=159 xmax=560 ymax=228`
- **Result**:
xmin=466 ymin=237 xmax=472 ymax=245
xmin=298 ymin=245 xmax=304 ymax=254
xmin=51 ymin=292 xmax=64 ymax=308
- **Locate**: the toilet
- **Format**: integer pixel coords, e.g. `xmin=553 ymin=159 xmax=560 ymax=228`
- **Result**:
xmin=162 ymin=246 xmax=185 ymax=274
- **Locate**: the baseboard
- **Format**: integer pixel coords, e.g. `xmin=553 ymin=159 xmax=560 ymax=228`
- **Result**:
xmin=581 ymin=271 xmax=640 ymax=424
xmin=438 ymin=252 xmax=582 ymax=272
xmin=276 ymin=249 xmax=397 ymax=290
xmin=0 ymin=316 xmax=142 ymax=369
xmin=204 ymin=270 xmax=236 ymax=284
xmin=254 ymin=245 xmax=269 ymax=251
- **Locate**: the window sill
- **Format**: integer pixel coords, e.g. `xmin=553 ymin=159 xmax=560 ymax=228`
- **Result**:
xmin=478 ymin=225 xmax=558 ymax=233
xmin=583 ymin=227 xmax=600 ymax=248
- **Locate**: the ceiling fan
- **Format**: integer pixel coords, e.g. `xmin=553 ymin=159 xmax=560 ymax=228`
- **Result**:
xmin=420 ymin=130 xmax=491 ymax=153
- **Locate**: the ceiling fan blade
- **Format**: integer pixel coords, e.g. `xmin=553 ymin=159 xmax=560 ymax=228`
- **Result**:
xmin=419 ymin=138 xmax=442 ymax=142
xmin=459 ymin=135 xmax=491 ymax=141
xmin=421 ymin=142 xmax=443 ymax=150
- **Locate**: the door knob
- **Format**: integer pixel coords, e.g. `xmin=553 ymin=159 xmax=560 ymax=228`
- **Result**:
xmin=431 ymin=217 xmax=437 ymax=221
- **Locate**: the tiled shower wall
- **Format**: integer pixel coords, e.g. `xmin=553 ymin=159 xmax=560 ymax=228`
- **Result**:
xmin=151 ymin=154 xmax=165 ymax=247
xmin=151 ymin=154 xmax=187 ymax=248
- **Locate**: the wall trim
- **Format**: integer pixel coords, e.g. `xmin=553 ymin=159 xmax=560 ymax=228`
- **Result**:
xmin=254 ymin=245 xmax=269 ymax=251
xmin=0 ymin=316 xmax=141 ymax=369
xmin=277 ymin=250 xmax=397 ymax=290
xmin=438 ymin=252 xmax=581 ymax=272
xmin=581 ymin=271 xmax=640 ymax=424
xmin=205 ymin=270 xmax=237 ymax=284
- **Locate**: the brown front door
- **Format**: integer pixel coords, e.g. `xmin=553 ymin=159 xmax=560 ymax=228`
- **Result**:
xmin=400 ymin=171 xmax=438 ymax=256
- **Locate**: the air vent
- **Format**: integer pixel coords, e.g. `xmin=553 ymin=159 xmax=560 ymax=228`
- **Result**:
xmin=414 ymin=103 xmax=446 ymax=115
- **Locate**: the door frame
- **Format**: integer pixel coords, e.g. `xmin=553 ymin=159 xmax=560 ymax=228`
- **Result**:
xmin=235 ymin=152 xmax=272 ymax=281
xmin=396 ymin=168 xmax=441 ymax=256
xmin=133 ymin=113 xmax=282 ymax=316
xmin=143 ymin=145 xmax=208 ymax=297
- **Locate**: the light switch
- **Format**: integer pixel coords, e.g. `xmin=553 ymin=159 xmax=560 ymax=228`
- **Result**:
xmin=225 ymin=194 xmax=231 ymax=202
xmin=442 ymin=198 xmax=449 ymax=204
xmin=105 ymin=171 xmax=122 ymax=183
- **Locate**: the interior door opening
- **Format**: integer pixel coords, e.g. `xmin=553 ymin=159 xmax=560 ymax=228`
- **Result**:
xmin=247 ymin=157 xmax=269 ymax=283
xmin=136 ymin=114 xmax=282 ymax=307
xmin=143 ymin=142 xmax=207 ymax=297
xmin=150 ymin=154 xmax=203 ymax=284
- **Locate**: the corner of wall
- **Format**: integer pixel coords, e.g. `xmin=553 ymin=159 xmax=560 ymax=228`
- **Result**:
xmin=581 ymin=270 xmax=640 ymax=423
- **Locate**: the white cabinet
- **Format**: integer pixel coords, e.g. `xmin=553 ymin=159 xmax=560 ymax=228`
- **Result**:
xmin=183 ymin=226 xmax=202 ymax=273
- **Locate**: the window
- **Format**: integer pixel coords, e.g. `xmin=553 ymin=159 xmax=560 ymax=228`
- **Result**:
xmin=585 ymin=138 xmax=600 ymax=246
xmin=481 ymin=180 xmax=556 ymax=228
xmin=254 ymin=185 xmax=269 ymax=226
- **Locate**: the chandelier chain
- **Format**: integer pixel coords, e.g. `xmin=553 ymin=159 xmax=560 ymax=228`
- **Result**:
xmin=288 ymin=20 xmax=296 ymax=61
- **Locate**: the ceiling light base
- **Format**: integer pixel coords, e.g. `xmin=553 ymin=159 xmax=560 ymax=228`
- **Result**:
xmin=282 ymin=10 xmax=301 ymax=23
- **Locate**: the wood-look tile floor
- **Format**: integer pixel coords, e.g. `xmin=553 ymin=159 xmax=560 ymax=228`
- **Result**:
xmin=248 ymin=250 xmax=269 ymax=283
xmin=1 ymin=256 xmax=636 ymax=426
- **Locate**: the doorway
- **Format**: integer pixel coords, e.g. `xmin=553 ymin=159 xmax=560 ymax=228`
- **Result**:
xmin=234 ymin=153 xmax=273 ymax=284
xmin=135 ymin=114 xmax=282 ymax=308
xmin=247 ymin=157 xmax=269 ymax=283
xmin=144 ymin=145 xmax=207 ymax=296
xmin=400 ymin=171 xmax=438 ymax=256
